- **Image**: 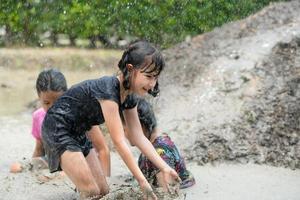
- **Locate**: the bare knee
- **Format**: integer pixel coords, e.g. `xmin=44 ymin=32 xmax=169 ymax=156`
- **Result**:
xmin=60 ymin=151 xmax=103 ymax=197
xmin=80 ymin=184 xmax=100 ymax=199
xmin=100 ymin=185 xmax=109 ymax=196
xmin=80 ymin=187 xmax=109 ymax=200
xmin=85 ymin=149 xmax=109 ymax=196
xmin=79 ymin=174 xmax=107 ymax=197
xmin=81 ymin=182 xmax=110 ymax=199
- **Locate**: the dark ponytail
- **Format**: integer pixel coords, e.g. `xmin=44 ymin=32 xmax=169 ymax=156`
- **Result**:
xmin=118 ymin=50 xmax=131 ymax=90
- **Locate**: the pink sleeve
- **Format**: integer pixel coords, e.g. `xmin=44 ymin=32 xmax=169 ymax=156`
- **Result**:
xmin=31 ymin=108 xmax=46 ymax=140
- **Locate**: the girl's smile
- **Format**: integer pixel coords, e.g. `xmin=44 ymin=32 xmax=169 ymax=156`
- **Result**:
xmin=131 ymin=70 xmax=157 ymax=96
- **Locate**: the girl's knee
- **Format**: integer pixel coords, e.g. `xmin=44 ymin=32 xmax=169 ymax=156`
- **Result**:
xmin=100 ymin=184 xmax=109 ymax=196
xmin=80 ymin=185 xmax=108 ymax=200
xmin=80 ymin=186 xmax=100 ymax=200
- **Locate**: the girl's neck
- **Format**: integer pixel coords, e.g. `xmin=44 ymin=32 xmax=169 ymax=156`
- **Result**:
xmin=117 ymin=75 xmax=131 ymax=104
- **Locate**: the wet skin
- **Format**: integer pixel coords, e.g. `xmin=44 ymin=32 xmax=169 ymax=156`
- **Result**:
xmin=39 ymin=91 xmax=64 ymax=111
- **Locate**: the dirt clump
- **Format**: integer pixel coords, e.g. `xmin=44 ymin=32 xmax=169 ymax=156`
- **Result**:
xmin=157 ymin=0 xmax=300 ymax=169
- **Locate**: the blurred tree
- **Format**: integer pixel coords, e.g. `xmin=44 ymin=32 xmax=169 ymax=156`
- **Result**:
xmin=0 ymin=0 xmax=288 ymax=48
xmin=0 ymin=0 xmax=42 ymax=46
xmin=83 ymin=1 xmax=112 ymax=48
xmin=0 ymin=1 xmax=18 ymax=46
xmin=39 ymin=1 xmax=66 ymax=46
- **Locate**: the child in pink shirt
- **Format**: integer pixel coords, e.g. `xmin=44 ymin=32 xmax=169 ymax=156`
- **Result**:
xmin=31 ymin=69 xmax=111 ymax=176
xmin=31 ymin=108 xmax=46 ymax=141
xmin=31 ymin=69 xmax=67 ymax=163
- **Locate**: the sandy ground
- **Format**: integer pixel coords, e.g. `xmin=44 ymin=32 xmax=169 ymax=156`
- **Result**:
xmin=0 ymin=114 xmax=300 ymax=200
xmin=1 ymin=2 xmax=300 ymax=199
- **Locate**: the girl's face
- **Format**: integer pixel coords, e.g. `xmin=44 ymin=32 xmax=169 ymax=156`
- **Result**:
xmin=130 ymin=66 xmax=158 ymax=96
xmin=39 ymin=91 xmax=64 ymax=111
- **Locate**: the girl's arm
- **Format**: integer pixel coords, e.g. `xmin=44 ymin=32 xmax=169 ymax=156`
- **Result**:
xmin=32 ymin=139 xmax=44 ymax=158
xmin=123 ymin=106 xmax=180 ymax=191
xmin=99 ymin=100 xmax=157 ymax=199
xmin=87 ymin=125 xmax=111 ymax=177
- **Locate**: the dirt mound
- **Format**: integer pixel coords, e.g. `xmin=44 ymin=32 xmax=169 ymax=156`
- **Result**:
xmin=156 ymin=0 xmax=300 ymax=169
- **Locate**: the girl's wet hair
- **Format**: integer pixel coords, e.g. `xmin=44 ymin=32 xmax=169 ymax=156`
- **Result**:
xmin=36 ymin=68 xmax=67 ymax=95
xmin=118 ymin=40 xmax=165 ymax=97
xmin=137 ymin=99 xmax=157 ymax=137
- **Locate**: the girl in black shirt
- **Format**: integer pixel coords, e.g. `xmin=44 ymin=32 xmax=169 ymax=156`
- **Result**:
xmin=42 ymin=41 xmax=180 ymax=199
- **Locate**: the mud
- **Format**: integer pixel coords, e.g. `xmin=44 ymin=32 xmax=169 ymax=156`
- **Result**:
xmin=157 ymin=0 xmax=300 ymax=169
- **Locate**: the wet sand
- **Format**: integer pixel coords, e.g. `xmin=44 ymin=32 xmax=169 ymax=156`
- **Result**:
xmin=185 ymin=163 xmax=300 ymax=200
xmin=0 ymin=114 xmax=300 ymax=200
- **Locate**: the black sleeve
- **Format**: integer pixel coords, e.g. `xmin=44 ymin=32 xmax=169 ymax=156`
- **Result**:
xmin=91 ymin=77 xmax=120 ymax=105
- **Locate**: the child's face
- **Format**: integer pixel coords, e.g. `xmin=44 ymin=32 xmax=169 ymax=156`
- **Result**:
xmin=39 ymin=91 xmax=64 ymax=111
xmin=130 ymin=68 xmax=158 ymax=96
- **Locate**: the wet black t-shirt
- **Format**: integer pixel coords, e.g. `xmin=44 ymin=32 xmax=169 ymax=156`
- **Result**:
xmin=47 ymin=76 xmax=138 ymax=135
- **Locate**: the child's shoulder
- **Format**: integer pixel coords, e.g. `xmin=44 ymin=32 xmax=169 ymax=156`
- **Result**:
xmin=81 ymin=75 xmax=118 ymax=87
xmin=99 ymin=75 xmax=119 ymax=84
xmin=95 ymin=75 xmax=120 ymax=90
xmin=85 ymin=75 xmax=120 ymax=102
xmin=32 ymin=108 xmax=46 ymax=118
xmin=69 ymin=76 xmax=118 ymax=94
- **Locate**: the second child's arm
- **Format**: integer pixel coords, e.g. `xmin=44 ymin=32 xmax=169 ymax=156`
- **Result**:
xmin=88 ymin=125 xmax=111 ymax=177
xmin=123 ymin=106 xmax=181 ymax=191
xmin=32 ymin=139 xmax=44 ymax=158
xmin=99 ymin=100 xmax=157 ymax=199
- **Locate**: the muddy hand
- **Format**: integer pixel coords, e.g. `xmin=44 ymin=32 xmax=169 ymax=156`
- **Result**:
xmin=140 ymin=180 xmax=157 ymax=200
xmin=162 ymin=167 xmax=181 ymax=194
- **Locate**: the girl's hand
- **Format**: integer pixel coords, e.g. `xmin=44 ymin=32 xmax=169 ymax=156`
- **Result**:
xmin=139 ymin=179 xmax=157 ymax=200
xmin=161 ymin=167 xmax=181 ymax=194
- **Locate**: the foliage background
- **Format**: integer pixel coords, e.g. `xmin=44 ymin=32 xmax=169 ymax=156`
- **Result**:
xmin=0 ymin=0 xmax=288 ymax=48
